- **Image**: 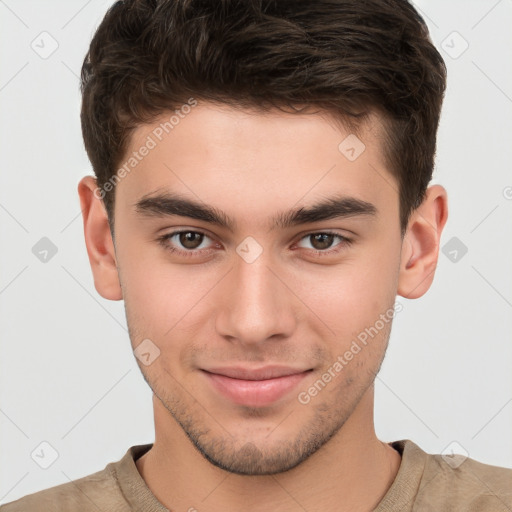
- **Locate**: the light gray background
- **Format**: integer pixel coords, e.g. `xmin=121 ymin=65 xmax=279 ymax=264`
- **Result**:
xmin=1 ymin=0 xmax=511 ymax=504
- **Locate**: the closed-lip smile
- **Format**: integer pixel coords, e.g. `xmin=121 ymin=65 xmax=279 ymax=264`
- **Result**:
xmin=201 ymin=365 xmax=312 ymax=407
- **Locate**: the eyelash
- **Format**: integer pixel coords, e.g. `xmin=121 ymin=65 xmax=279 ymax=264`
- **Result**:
xmin=156 ymin=229 xmax=353 ymax=259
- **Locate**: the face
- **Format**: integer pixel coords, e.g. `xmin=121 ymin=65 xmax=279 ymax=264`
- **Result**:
xmin=112 ymin=102 xmax=403 ymax=475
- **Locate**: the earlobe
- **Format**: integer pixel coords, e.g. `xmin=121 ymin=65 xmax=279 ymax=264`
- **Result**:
xmin=397 ymin=185 xmax=448 ymax=299
xmin=77 ymin=176 xmax=123 ymax=301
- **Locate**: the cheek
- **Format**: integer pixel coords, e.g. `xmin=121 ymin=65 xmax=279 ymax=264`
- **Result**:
xmin=118 ymin=242 xmax=220 ymax=345
xmin=124 ymin=271 xmax=201 ymax=335
xmin=297 ymin=245 xmax=399 ymax=344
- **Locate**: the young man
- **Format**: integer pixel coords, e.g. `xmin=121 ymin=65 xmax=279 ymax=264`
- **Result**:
xmin=2 ymin=0 xmax=511 ymax=510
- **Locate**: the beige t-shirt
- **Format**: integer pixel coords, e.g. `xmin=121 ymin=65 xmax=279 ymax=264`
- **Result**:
xmin=1 ymin=439 xmax=511 ymax=511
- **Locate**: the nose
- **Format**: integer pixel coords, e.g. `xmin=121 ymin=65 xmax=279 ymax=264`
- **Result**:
xmin=215 ymin=251 xmax=297 ymax=347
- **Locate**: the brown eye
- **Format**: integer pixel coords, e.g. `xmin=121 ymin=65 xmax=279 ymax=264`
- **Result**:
xmin=309 ymin=233 xmax=335 ymax=250
xmin=157 ymin=230 xmax=213 ymax=255
xmin=179 ymin=231 xmax=204 ymax=249
xmin=295 ymin=231 xmax=351 ymax=256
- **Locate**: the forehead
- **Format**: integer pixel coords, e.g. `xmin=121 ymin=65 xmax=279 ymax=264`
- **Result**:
xmin=116 ymin=102 xmax=397 ymax=225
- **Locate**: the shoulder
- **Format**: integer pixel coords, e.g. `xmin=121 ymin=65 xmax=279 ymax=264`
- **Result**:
xmin=418 ymin=444 xmax=512 ymax=510
xmin=0 ymin=445 xmax=151 ymax=512
xmin=378 ymin=440 xmax=512 ymax=512
xmin=0 ymin=467 xmax=119 ymax=511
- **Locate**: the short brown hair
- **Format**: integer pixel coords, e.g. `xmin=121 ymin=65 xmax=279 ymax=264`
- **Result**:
xmin=80 ymin=0 xmax=447 ymax=236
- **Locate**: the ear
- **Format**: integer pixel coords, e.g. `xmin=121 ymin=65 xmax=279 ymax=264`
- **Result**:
xmin=397 ymin=184 xmax=448 ymax=299
xmin=77 ymin=176 xmax=123 ymax=301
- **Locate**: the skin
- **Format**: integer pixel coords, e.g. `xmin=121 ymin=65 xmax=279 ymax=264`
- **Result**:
xmin=78 ymin=102 xmax=448 ymax=512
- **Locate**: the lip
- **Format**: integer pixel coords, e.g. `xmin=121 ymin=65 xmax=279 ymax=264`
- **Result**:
xmin=201 ymin=366 xmax=312 ymax=407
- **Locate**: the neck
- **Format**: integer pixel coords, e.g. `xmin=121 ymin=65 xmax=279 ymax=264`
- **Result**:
xmin=136 ymin=385 xmax=402 ymax=512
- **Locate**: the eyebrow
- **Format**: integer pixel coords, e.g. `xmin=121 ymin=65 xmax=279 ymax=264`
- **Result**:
xmin=134 ymin=192 xmax=377 ymax=231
